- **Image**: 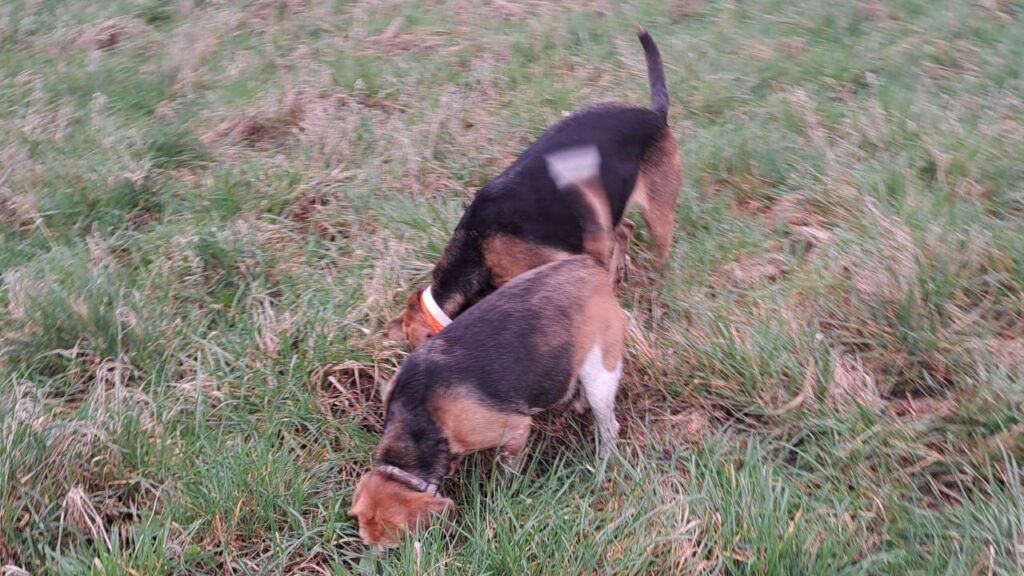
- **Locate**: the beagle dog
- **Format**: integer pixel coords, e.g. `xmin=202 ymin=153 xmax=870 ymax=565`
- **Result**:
xmin=389 ymin=28 xmax=681 ymax=348
xmin=351 ymin=146 xmax=626 ymax=550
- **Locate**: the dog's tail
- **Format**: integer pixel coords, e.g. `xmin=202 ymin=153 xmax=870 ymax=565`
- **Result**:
xmin=637 ymin=27 xmax=668 ymax=122
xmin=545 ymin=145 xmax=611 ymax=268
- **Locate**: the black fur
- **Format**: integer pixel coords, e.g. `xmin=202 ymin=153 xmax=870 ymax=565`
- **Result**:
xmin=375 ymin=374 xmax=452 ymax=483
xmin=638 ymin=28 xmax=669 ymax=120
xmin=429 ymin=31 xmax=670 ymax=317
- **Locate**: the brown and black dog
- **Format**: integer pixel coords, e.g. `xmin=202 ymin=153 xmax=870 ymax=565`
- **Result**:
xmin=350 ymin=146 xmax=626 ymax=550
xmin=389 ymin=28 xmax=681 ymax=348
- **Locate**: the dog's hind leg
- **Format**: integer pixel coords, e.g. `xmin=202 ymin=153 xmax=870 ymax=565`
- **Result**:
xmin=635 ymin=130 xmax=682 ymax=266
xmin=578 ymin=345 xmax=623 ymax=458
xmin=610 ymin=218 xmax=635 ymax=288
xmin=498 ymin=418 xmax=532 ymax=473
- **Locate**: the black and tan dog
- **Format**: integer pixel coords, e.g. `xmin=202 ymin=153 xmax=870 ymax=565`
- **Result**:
xmin=350 ymin=146 xmax=626 ymax=550
xmin=389 ymin=28 xmax=681 ymax=348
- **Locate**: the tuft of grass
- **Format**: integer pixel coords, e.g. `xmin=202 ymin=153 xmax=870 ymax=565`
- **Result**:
xmin=144 ymin=123 xmax=209 ymax=170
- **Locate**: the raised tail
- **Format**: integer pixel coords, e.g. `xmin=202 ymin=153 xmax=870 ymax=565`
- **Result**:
xmin=637 ymin=27 xmax=669 ymax=122
xmin=544 ymin=145 xmax=612 ymax=268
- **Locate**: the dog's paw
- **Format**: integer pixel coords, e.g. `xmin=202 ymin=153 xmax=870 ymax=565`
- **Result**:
xmin=498 ymin=450 xmax=526 ymax=475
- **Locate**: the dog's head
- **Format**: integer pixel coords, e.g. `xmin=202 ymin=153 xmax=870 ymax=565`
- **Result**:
xmin=387 ymin=289 xmax=438 ymax=348
xmin=348 ymin=469 xmax=453 ymax=549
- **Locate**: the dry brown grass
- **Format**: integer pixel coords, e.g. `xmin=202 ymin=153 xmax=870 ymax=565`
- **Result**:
xmin=69 ymin=17 xmax=152 ymax=52
xmin=826 ymin=350 xmax=884 ymax=413
xmin=309 ymin=361 xmax=386 ymax=431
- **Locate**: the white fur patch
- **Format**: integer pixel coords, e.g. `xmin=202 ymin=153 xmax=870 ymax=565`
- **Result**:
xmin=577 ymin=345 xmax=622 ymax=456
xmin=544 ymin=145 xmax=601 ymax=188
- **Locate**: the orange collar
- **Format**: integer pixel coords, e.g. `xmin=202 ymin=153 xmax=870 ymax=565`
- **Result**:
xmin=418 ymin=286 xmax=451 ymax=334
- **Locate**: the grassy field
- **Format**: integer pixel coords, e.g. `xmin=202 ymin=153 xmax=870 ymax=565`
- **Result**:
xmin=2 ymin=0 xmax=1023 ymax=573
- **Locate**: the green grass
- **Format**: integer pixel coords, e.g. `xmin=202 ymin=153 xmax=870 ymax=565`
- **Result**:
xmin=2 ymin=0 xmax=1023 ymax=573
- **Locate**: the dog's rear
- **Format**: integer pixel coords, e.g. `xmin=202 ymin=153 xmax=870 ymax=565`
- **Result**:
xmin=623 ymin=28 xmax=682 ymax=268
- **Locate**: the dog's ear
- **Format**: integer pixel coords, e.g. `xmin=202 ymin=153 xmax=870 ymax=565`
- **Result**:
xmin=386 ymin=316 xmax=405 ymax=341
xmin=427 ymin=496 xmax=454 ymax=516
xmin=425 ymin=491 xmax=454 ymax=518
xmin=424 ymin=495 xmax=455 ymax=531
xmin=347 ymin=484 xmax=363 ymax=518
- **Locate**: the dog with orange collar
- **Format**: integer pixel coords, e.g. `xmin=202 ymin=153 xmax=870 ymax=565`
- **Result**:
xmin=388 ymin=28 xmax=681 ymax=348
xmin=351 ymin=145 xmax=626 ymax=549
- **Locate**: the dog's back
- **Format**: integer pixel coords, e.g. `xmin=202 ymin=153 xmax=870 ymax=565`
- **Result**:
xmin=471 ymin=106 xmax=664 ymax=249
xmin=396 ymin=256 xmax=614 ymax=412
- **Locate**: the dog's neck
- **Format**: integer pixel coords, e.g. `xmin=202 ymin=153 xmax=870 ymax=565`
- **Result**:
xmin=376 ymin=464 xmax=439 ymax=495
xmin=429 ymin=230 xmax=490 ymax=319
xmin=375 ymin=394 xmax=454 ymax=487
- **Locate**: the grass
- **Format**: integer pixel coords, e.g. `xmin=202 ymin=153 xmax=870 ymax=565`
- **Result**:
xmin=1 ymin=0 xmax=1023 ymax=573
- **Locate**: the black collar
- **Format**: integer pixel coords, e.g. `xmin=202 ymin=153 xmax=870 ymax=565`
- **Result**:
xmin=377 ymin=465 xmax=439 ymax=496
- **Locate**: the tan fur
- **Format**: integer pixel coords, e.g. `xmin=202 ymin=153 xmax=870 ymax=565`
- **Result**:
xmin=610 ymin=218 xmax=636 ymax=286
xmin=572 ymin=278 xmax=627 ymax=371
xmin=501 ymin=259 xmax=624 ymax=372
xmin=629 ymin=129 xmax=683 ymax=265
xmin=482 ymin=234 xmax=571 ymax=287
xmin=388 ymin=289 xmax=436 ymax=348
xmin=572 ymin=175 xmax=614 ymax=268
xmin=429 ymin=392 xmax=532 ymax=457
xmin=348 ymin=471 xmax=453 ymax=547
xmin=390 ymin=236 xmax=571 ymax=348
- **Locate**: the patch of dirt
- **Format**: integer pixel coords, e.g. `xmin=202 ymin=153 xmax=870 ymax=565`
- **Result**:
xmin=203 ymin=92 xmax=306 ymax=149
xmin=732 ymin=190 xmax=834 ymax=253
xmin=71 ymin=17 xmax=152 ymax=52
xmin=775 ymin=37 xmax=808 ymax=57
xmin=720 ymin=253 xmax=789 ymax=286
xmin=651 ymin=410 xmax=713 ymax=446
xmin=309 ymin=361 xmax=385 ymax=432
xmin=204 ymin=90 xmax=404 ymax=150
xmin=743 ymin=40 xmax=775 ymax=61
xmin=857 ymin=1 xmax=898 ymax=23
xmin=826 ymin=351 xmax=884 ymax=412
xmin=977 ymin=0 xmax=1017 ymax=21
xmin=0 ymin=193 xmax=37 ymax=230
xmin=671 ymin=0 xmax=705 ymax=22
xmin=470 ymin=0 xmax=610 ymax=19
xmin=768 ymin=193 xmax=834 ymax=249
xmin=990 ymin=337 xmax=1024 ymax=372
xmin=363 ymin=18 xmax=445 ymax=55
xmin=288 ymin=180 xmax=354 ymax=241
xmin=722 ymin=174 xmax=778 ymax=207
xmin=887 ymin=395 xmax=955 ymax=421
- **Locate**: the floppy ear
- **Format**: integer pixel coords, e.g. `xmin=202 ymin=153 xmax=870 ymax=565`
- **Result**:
xmin=348 ymin=477 xmax=367 ymax=518
xmin=386 ymin=316 xmax=405 ymax=341
xmin=347 ymin=492 xmax=360 ymax=518
xmin=428 ymin=496 xmax=453 ymax=516
xmin=423 ymin=496 xmax=455 ymax=530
